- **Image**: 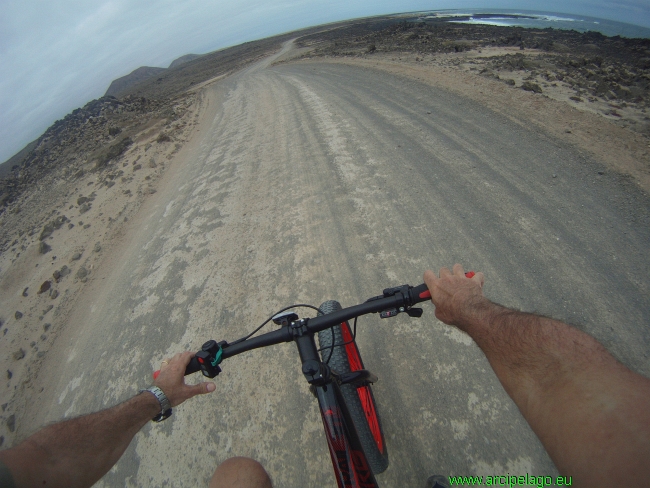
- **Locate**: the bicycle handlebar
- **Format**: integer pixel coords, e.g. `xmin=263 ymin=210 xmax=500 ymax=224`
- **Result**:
xmin=153 ymin=273 xmax=475 ymax=379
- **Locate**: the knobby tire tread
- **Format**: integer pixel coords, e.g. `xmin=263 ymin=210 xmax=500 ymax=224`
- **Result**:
xmin=317 ymin=300 xmax=389 ymax=474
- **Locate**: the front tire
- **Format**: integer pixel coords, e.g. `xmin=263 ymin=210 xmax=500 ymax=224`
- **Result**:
xmin=317 ymin=300 xmax=389 ymax=474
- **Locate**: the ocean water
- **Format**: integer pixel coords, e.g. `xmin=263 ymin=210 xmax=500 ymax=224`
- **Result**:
xmin=416 ymin=9 xmax=650 ymax=39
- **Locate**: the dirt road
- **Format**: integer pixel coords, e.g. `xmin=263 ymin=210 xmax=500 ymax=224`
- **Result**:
xmin=21 ymin=45 xmax=650 ymax=486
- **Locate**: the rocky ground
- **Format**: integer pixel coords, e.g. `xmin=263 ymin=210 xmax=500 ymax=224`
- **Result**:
xmin=0 ymin=23 xmax=330 ymax=446
xmin=1 ymin=14 xmax=649 ymax=451
xmin=289 ymin=19 xmax=650 ymax=137
xmin=0 ymin=92 xmax=206 ymax=442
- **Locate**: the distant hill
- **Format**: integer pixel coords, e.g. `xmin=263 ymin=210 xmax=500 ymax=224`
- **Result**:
xmin=104 ymin=66 xmax=166 ymax=97
xmin=169 ymin=54 xmax=202 ymax=69
xmin=0 ymin=139 xmax=38 ymax=178
xmin=104 ymin=54 xmax=204 ymax=97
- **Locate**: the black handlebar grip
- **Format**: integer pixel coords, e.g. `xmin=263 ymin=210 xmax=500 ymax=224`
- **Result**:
xmin=410 ymin=283 xmax=431 ymax=305
xmin=184 ymin=357 xmax=201 ymax=376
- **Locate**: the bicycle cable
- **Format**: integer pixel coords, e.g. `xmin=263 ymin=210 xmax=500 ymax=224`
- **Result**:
xmin=229 ymin=304 xmax=323 ymax=345
xmin=229 ymin=302 xmax=362 ymax=366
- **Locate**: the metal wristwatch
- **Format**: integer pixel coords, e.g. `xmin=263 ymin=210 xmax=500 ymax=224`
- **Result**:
xmin=140 ymin=386 xmax=172 ymax=422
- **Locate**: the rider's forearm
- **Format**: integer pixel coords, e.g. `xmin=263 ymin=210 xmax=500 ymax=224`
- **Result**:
xmin=0 ymin=392 xmax=160 ymax=488
xmin=460 ymin=300 xmax=650 ymax=486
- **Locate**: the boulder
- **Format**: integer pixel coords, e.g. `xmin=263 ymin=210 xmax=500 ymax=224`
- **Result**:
xmin=37 ymin=281 xmax=51 ymax=294
xmin=521 ymin=81 xmax=542 ymax=93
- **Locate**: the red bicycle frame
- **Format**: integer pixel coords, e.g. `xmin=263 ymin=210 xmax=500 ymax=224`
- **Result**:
xmin=316 ymin=377 xmax=379 ymax=488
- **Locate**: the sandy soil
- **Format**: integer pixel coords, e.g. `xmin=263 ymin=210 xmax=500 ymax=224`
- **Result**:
xmin=282 ymin=49 xmax=650 ymax=193
xmin=0 ymin=39 xmax=648 ymax=486
xmin=0 ymin=91 xmax=209 ymax=443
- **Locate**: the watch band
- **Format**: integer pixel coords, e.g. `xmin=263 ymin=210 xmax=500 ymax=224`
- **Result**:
xmin=141 ymin=386 xmax=172 ymax=422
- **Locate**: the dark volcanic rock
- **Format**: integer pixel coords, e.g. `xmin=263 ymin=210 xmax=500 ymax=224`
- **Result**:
xmin=39 ymin=215 xmax=69 ymax=240
xmin=522 ymin=81 xmax=543 ymax=93
xmin=6 ymin=415 xmax=15 ymax=433
xmin=38 ymin=241 xmax=51 ymax=254
xmin=37 ymin=281 xmax=51 ymax=294
xmin=53 ymin=265 xmax=71 ymax=282
xmin=0 ymin=95 xmax=166 ymax=228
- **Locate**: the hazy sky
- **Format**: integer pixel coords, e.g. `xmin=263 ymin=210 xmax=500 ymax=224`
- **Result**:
xmin=1 ymin=0 xmax=648 ymax=163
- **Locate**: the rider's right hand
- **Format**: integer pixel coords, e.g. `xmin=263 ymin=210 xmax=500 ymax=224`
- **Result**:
xmin=423 ymin=264 xmax=486 ymax=328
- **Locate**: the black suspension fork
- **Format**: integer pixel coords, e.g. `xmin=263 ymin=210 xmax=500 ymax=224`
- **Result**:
xmin=315 ymin=378 xmax=379 ymax=488
xmin=292 ymin=329 xmax=378 ymax=488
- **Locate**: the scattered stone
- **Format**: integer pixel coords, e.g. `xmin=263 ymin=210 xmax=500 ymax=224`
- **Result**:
xmin=83 ymin=224 xmax=91 ymax=229
xmin=6 ymin=371 xmax=12 ymax=380
xmin=71 ymin=252 xmax=82 ymax=261
xmin=37 ymin=351 xmax=46 ymax=358
xmin=22 ymin=287 xmax=28 ymax=297
xmin=76 ymin=266 xmax=89 ymax=279
xmin=598 ymin=171 xmax=604 ymax=175
xmin=43 ymin=323 xmax=51 ymax=331
xmin=96 ymin=137 xmax=134 ymax=169
xmin=40 ymin=334 xmax=47 ymax=341
xmin=39 ymin=241 xmax=51 ymax=254
xmin=570 ymin=96 xmax=583 ymax=102
xmin=79 ymin=203 xmax=91 ymax=214
xmin=77 ymin=196 xmax=89 ymax=205
xmin=552 ymin=173 xmax=558 ymax=178
xmin=37 ymin=281 xmax=51 ymax=294
xmin=93 ymin=242 xmax=102 ymax=253
xmin=14 ymin=311 xmax=23 ymax=320
xmin=133 ymin=164 xmax=142 ymax=171
xmin=42 ymin=305 xmax=53 ymax=315
xmin=68 ymin=223 xmax=74 ymax=229
xmin=521 ymin=81 xmax=542 ymax=94
xmin=123 ymin=189 xmax=131 ymax=195
xmin=13 ymin=349 xmax=25 ymax=360
xmin=504 ymin=79 xmax=516 ymax=86
xmin=106 ymin=181 xmax=115 ymax=188
xmin=50 ymin=289 xmax=59 ymax=300
xmin=6 ymin=415 xmax=15 ymax=433
xmin=144 ymin=186 xmax=156 ymax=195
xmin=148 ymin=158 xmax=157 ymax=168
xmin=39 ymin=216 xmax=69 ymax=240
xmin=157 ymin=132 xmax=171 ymax=143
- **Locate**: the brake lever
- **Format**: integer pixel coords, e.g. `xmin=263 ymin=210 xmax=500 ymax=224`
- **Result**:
xmin=406 ymin=308 xmax=423 ymax=318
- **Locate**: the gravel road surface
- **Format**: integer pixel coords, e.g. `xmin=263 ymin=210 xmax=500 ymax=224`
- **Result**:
xmin=23 ymin=49 xmax=650 ymax=487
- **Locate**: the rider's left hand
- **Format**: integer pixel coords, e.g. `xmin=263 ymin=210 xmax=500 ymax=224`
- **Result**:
xmin=154 ymin=351 xmax=216 ymax=407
